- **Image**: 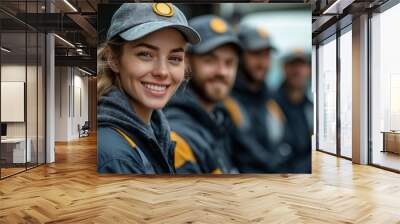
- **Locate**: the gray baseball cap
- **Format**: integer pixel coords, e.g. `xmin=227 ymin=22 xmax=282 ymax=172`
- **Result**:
xmin=283 ymin=49 xmax=310 ymax=64
xmin=106 ymin=3 xmax=200 ymax=44
xmin=237 ymin=24 xmax=276 ymax=51
xmin=187 ymin=15 xmax=241 ymax=54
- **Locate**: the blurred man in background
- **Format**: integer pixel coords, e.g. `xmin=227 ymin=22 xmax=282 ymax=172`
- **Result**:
xmin=164 ymin=15 xmax=241 ymax=174
xmin=224 ymin=24 xmax=290 ymax=173
xmin=275 ymin=49 xmax=313 ymax=173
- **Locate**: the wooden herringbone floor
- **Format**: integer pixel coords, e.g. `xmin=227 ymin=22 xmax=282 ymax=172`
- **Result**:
xmin=1 ymin=134 xmax=400 ymax=224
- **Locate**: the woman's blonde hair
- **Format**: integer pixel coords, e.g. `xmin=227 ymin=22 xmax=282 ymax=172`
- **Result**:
xmin=97 ymin=36 xmax=125 ymax=99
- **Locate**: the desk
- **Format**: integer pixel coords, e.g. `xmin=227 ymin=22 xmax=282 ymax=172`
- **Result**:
xmin=1 ymin=138 xmax=31 ymax=163
xmin=382 ymin=131 xmax=400 ymax=154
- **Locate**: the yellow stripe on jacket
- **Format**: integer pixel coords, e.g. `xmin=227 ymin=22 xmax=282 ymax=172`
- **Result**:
xmin=113 ymin=127 xmax=137 ymax=148
xmin=170 ymin=131 xmax=197 ymax=168
xmin=266 ymin=99 xmax=286 ymax=123
xmin=223 ymin=97 xmax=243 ymax=127
xmin=211 ymin=168 xmax=222 ymax=174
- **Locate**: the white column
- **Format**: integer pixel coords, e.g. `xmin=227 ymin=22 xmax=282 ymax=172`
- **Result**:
xmin=46 ymin=1 xmax=55 ymax=163
xmin=352 ymin=14 xmax=369 ymax=164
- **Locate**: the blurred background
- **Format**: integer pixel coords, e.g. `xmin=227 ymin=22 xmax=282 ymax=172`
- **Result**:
xmin=98 ymin=3 xmax=311 ymax=91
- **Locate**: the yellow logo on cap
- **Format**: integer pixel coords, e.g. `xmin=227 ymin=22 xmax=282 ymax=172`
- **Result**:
xmin=210 ymin=18 xmax=227 ymax=33
xmin=257 ymin=27 xmax=269 ymax=39
xmin=152 ymin=3 xmax=174 ymax=17
xmin=293 ymin=48 xmax=305 ymax=55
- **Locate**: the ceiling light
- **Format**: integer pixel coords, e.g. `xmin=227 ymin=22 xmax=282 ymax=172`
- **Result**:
xmin=63 ymin=0 xmax=78 ymax=12
xmin=1 ymin=47 xmax=11 ymax=53
xmin=54 ymin=34 xmax=75 ymax=48
xmin=323 ymin=0 xmax=342 ymax=14
xmin=322 ymin=0 xmax=354 ymax=15
xmin=78 ymin=67 xmax=93 ymax=76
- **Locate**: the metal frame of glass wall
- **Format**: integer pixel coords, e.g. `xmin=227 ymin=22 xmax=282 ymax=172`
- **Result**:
xmin=0 ymin=0 xmax=47 ymax=180
xmin=315 ymin=20 xmax=353 ymax=161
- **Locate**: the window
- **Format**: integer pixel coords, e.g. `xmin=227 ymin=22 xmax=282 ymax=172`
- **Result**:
xmin=339 ymin=28 xmax=352 ymax=158
xmin=371 ymin=3 xmax=400 ymax=171
xmin=317 ymin=36 xmax=337 ymax=154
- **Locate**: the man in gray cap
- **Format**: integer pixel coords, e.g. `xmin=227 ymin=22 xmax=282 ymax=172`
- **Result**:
xmin=274 ymin=49 xmax=313 ymax=173
xmin=224 ymin=24 xmax=290 ymax=173
xmin=164 ymin=15 xmax=241 ymax=174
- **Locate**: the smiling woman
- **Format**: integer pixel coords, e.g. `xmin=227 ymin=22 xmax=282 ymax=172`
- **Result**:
xmin=96 ymin=3 xmax=200 ymax=174
xmin=114 ymin=30 xmax=187 ymax=123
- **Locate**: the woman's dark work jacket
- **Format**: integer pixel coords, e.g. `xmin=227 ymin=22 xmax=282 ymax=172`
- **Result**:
xmin=97 ymin=86 xmax=175 ymax=174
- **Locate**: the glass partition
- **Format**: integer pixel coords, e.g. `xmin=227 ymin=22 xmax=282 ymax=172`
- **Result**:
xmin=1 ymin=30 xmax=28 ymax=177
xmin=0 ymin=0 xmax=46 ymax=179
xmin=317 ymin=36 xmax=337 ymax=154
xmin=339 ymin=28 xmax=352 ymax=158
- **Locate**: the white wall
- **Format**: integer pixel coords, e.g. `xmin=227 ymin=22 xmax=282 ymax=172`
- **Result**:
xmin=1 ymin=65 xmax=26 ymax=130
xmin=71 ymin=72 xmax=89 ymax=139
xmin=1 ymin=65 xmax=26 ymax=81
xmin=1 ymin=63 xmax=46 ymax=164
xmin=55 ymin=66 xmax=69 ymax=141
xmin=1 ymin=65 xmax=36 ymax=138
xmin=54 ymin=67 xmax=89 ymax=141
xmin=1 ymin=82 xmax=25 ymax=122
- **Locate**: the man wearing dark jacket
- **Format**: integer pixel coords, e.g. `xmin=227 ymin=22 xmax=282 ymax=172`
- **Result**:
xmin=224 ymin=24 xmax=290 ymax=173
xmin=275 ymin=49 xmax=313 ymax=173
xmin=164 ymin=15 xmax=241 ymax=174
